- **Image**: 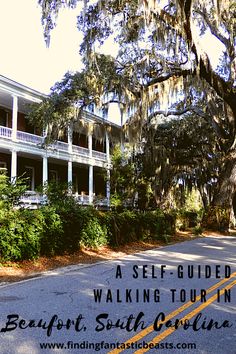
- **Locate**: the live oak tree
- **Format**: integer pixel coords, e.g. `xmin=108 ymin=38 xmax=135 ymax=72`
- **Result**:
xmin=37 ymin=0 xmax=236 ymax=228
xmin=138 ymin=112 xmax=225 ymax=208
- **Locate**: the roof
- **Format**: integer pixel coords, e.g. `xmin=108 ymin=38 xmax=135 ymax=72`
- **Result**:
xmin=0 ymin=74 xmax=121 ymax=128
xmin=0 ymin=75 xmax=46 ymax=101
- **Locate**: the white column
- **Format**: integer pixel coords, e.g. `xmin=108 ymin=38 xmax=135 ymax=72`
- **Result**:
xmin=11 ymin=150 xmax=17 ymax=181
xmin=105 ymin=131 xmax=110 ymax=163
xmin=12 ymin=95 xmax=18 ymax=141
xmin=68 ymin=122 xmax=73 ymax=154
xmin=89 ymin=165 xmax=94 ymax=204
xmin=88 ymin=132 xmax=93 ymax=158
xmin=105 ymin=131 xmax=111 ymax=207
xmin=106 ymin=168 xmax=111 ymax=207
xmin=42 ymin=156 xmax=48 ymax=185
xmin=68 ymin=160 xmax=73 ymax=185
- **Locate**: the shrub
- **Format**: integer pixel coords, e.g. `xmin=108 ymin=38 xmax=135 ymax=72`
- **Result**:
xmin=41 ymin=181 xmax=76 ymax=210
xmin=138 ymin=210 xmax=176 ymax=241
xmin=0 ymin=186 xmax=176 ymax=261
xmin=176 ymin=209 xmax=199 ymax=230
xmin=0 ymin=209 xmax=43 ymax=261
xmin=0 ymin=206 xmax=64 ymax=261
xmin=58 ymin=205 xmax=98 ymax=252
xmin=0 ymin=174 xmax=28 ymax=209
xmin=193 ymin=225 xmax=204 ymax=235
xmin=80 ymin=218 xmax=108 ymax=248
xmin=38 ymin=206 xmax=63 ymax=256
xmin=202 ymin=205 xmax=230 ymax=231
xmin=99 ymin=209 xmax=176 ymax=246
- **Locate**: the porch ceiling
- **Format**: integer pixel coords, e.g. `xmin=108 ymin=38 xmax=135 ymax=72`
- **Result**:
xmin=0 ymin=89 xmax=35 ymax=114
xmin=17 ymin=151 xmax=42 ymax=161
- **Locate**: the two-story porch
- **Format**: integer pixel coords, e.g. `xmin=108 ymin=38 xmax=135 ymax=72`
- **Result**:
xmin=0 ymin=75 xmax=115 ymax=208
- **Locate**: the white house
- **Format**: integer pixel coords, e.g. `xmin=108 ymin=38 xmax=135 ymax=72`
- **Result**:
xmin=0 ymin=75 xmax=120 ymax=208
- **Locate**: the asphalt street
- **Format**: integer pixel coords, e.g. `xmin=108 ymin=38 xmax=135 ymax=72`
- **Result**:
xmin=0 ymin=236 xmax=235 ymax=354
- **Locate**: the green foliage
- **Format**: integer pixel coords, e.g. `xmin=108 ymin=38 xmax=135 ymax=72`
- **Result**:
xmin=110 ymin=145 xmax=135 ymax=208
xmin=202 ymin=205 xmax=231 ymax=231
xmin=0 ymin=209 xmax=43 ymax=261
xmin=184 ymin=189 xmax=204 ymax=212
xmin=0 ymin=177 xmax=177 ymax=261
xmin=136 ymin=178 xmax=153 ymax=210
xmin=0 ymin=174 xmax=28 ymax=209
xmin=110 ymin=193 xmax=123 ymax=209
xmin=176 ymin=209 xmax=200 ymax=231
xmin=28 ymin=67 xmax=119 ymax=142
xmin=80 ymin=218 xmax=108 ymax=248
xmin=58 ymin=205 xmax=94 ymax=253
xmin=0 ymin=175 xmax=45 ymax=261
xmin=109 ymin=146 xmax=155 ymax=210
xmin=0 ymin=199 xmax=177 ymax=262
xmin=193 ymin=225 xmax=204 ymax=236
xmin=101 ymin=209 xmax=176 ymax=246
xmin=138 ymin=114 xmax=224 ymax=209
xmin=113 ymin=210 xmax=138 ymax=243
xmin=171 ymin=188 xmax=204 ymax=230
xmin=37 ymin=0 xmax=236 ymax=218
xmin=42 ymin=181 xmax=75 ymax=208
xmin=37 ymin=206 xmax=63 ymax=256
xmin=39 ymin=193 xmax=107 ymax=253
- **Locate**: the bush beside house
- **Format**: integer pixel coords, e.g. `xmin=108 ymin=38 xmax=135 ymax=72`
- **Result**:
xmin=0 ymin=206 xmax=176 ymax=262
xmin=0 ymin=177 xmax=176 ymax=262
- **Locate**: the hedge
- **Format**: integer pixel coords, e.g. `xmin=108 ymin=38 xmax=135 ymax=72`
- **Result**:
xmin=0 ymin=205 xmax=176 ymax=262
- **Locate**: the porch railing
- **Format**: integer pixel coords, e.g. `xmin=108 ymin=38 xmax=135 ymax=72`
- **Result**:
xmin=72 ymin=145 xmax=90 ymax=157
xmin=74 ymin=194 xmax=90 ymax=205
xmin=0 ymin=125 xmax=107 ymax=161
xmin=19 ymin=191 xmax=46 ymax=208
xmin=92 ymin=150 xmax=107 ymax=160
xmin=17 ymin=131 xmax=43 ymax=145
xmin=19 ymin=192 xmax=108 ymax=208
xmin=94 ymin=196 xmax=109 ymax=207
xmin=0 ymin=126 xmax=12 ymax=138
xmin=52 ymin=140 xmax=69 ymax=152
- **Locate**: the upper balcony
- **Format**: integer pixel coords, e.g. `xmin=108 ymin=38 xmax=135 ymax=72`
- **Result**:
xmin=0 ymin=125 xmax=107 ymax=163
xmin=0 ymin=75 xmax=116 ymax=167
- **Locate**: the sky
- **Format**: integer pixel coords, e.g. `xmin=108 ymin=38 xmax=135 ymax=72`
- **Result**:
xmin=0 ymin=1 xmax=224 ymax=96
xmin=0 ymin=0 xmax=83 ymax=94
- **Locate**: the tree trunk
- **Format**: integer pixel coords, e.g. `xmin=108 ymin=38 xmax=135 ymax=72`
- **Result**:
xmin=232 ymin=192 xmax=236 ymax=220
xmin=198 ymin=185 xmax=210 ymax=210
xmin=202 ymin=156 xmax=236 ymax=231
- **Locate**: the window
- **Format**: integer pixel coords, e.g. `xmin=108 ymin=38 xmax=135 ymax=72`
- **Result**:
xmin=49 ymin=170 xmax=58 ymax=183
xmin=0 ymin=161 xmax=7 ymax=175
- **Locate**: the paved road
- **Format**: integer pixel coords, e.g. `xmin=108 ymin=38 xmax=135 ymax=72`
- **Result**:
xmin=0 ymin=236 xmax=236 ymax=354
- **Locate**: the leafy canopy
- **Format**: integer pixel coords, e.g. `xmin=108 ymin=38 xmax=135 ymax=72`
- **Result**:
xmin=36 ymin=0 xmax=236 ymax=209
xmin=38 ymin=0 xmax=235 ymax=139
